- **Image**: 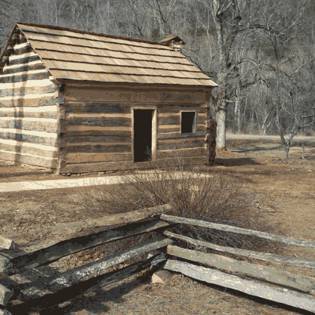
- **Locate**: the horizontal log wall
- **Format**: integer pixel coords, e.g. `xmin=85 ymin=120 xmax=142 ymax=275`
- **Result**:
xmin=61 ymin=84 xmax=209 ymax=173
xmin=0 ymin=36 xmax=60 ymax=169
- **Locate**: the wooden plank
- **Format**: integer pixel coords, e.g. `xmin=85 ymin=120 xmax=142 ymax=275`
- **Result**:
xmin=12 ymin=42 xmax=32 ymax=55
xmin=159 ymin=136 xmax=204 ymax=144
xmin=0 ymin=106 xmax=58 ymax=119
xmin=64 ymin=144 xmax=131 ymax=154
xmin=0 ymin=94 xmax=59 ymax=108
xmin=8 ymin=52 xmax=37 ymax=62
xmin=19 ymin=24 xmax=174 ymax=51
xmin=66 ymin=113 xmax=131 ymax=119
xmin=158 ymin=131 xmax=206 ymax=140
xmin=0 ymin=79 xmax=56 ymax=91
xmin=61 ymin=156 xmax=207 ymax=174
xmin=0 ymin=71 xmax=49 ymax=84
xmin=3 ymin=62 xmax=45 ymax=75
xmin=65 ymin=86 xmax=206 ymax=104
xmin=7 ymin=55 xmax=40 ymax=66
xmin=63 ymin=129 xmax=131 ymax=138
xmin=160 ymin=105 xmax=207 ymax=113
xmin=64 ymin=125 xmax=130 ymax=133
xmin=45 ymin=60 xmax=207 ymax=79
xmin=0 ymin=118 xmax=58 ymax=133
xmin=0 ymin=141 xmax=57 ymax=159
xmin=164 ymin=259 xmax=315 ymax=313
xmin=20 ymin=238 xmax=173 ymax=299
xmin=0 ymin=150 xmax=57 ymax=169
xmin=9 ymin=217 xmax=170 ymax=274
xmin=66 ymin=117 xmax=130 ymax=127
xmin=167 ymin=245 xmax=315 ymax=294
xmin=40 ymin=52 xmax=197 ymax=71
xmin=64 ymin=152 xmax=132 ymax=164
xmin=0 ymin=130 xmax=57 ymax=146
xmin=61 ymin=160 xmax=135 ymax=173
xmin=158 ymin=141 xmax=204 ymax=151
xmin=32 ymin=42 xmax=187 ymax=64
xmin=12 ymin=254 xmax=164 ymax=312
xmin=159 ymin=116 xmax=180 ymax=125
xmin=161 ymin=215 xmax=315 ymax=249
xmin=0 ymin=84 xmax=55 ymax=98
xmin=25 ymin=32 xmax=185 ymax=58
xmin=62 ymin=134 xmax=131 ymax=144
xmin=4 ymin=60 xmax=42 ymax=73
xmin=66 ymin=102 xmax=129 ymax=114
xmin=64 ymin=140 xmax=130 ymax=147
xmin=164 ymin=231 xmax=315 ymax=270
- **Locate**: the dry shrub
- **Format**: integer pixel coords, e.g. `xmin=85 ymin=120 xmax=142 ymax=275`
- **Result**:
xmin=78 ymin=158 xmax=264 ymax=248
xmin=79 ymin=158 xmax=240 ymax=220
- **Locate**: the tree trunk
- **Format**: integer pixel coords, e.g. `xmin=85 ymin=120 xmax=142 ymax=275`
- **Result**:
xmin=216 ymin=108 xmax=226 ymax=149
xmin=234 ymin=99 xmax=241 ymax=133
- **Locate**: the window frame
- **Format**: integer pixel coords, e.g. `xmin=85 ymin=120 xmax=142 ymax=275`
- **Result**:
xmin=180 ymin=110 xmax=197 ymax=134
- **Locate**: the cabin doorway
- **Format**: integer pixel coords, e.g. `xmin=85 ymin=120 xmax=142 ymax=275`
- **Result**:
xmin=133 ymin=109 xmax=156 ymax=162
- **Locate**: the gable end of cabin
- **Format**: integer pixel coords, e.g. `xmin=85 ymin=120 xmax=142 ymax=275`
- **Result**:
xmin=0 ymin=26 xmax=62 ymax=171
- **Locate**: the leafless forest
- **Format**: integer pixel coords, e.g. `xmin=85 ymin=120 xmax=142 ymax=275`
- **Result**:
xmin=1 ymin=0 xmax=315 ymax=148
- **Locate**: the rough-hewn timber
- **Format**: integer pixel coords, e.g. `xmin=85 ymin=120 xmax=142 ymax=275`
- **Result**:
xmin=9 ymin=217 xmax=170 ymax=274
xmin=161 ymin=214 xmax=315 ymax=249
xmin=0 ymin=35 xmax=59 ymax=169
xmin=167 ymin=245 xmax=315 ymax=294
xmin=164 ymin=259 xmax=315 ymax=313
xmin=164 ymin=231 xmax=315 ymax=269
xmin=59 ymin=84 xmax=209 ymax=173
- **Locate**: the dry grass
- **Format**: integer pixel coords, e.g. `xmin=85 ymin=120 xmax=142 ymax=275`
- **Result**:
xmin=78 ymin=158 xmax=267 ymax=248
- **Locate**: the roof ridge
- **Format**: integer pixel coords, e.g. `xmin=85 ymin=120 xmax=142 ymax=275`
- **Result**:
xmin=17 ymin=22 xmax=167 ymax=47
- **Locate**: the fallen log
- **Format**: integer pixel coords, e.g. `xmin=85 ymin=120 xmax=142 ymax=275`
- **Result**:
xmin=167 ymin=245 xmax=315 ymax=293
xmin=164 ymin=259 xmax=315 ymax=313
xmin=164 ymin=231 xmax=315 ymax=269
xmin=161 ymin=214 xmax=315 ymax=249
xmin=9 ymin=217 xmax=170 ymax=274
xmin=20 ymin=238 xmax=172 ymax=300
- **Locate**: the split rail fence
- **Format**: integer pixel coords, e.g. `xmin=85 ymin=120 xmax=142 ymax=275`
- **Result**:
xmin=0 ymin=204 xmax=315 ymax=314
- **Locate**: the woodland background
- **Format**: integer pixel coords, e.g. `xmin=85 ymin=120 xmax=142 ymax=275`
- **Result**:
xmin=0 ymin=0 xmax=314 ymax=137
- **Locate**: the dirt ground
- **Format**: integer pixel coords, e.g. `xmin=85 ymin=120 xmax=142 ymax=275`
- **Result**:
xmin=0 ymin=134 xmax=314 ymax=314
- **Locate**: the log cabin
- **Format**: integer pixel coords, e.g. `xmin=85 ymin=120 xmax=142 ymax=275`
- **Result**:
xmin=0 ymin=23 xmax=217 ymax=174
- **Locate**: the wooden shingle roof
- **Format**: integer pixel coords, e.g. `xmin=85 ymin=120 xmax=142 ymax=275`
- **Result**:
xmin=15 ymin=23 xmax=217 ymax=87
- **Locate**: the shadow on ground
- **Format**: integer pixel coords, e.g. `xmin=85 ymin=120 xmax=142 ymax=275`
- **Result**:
xmin=230 ymin=145 xmax=282 ymax=153
xmin=215 ymin=157 xmax=260 ymax=167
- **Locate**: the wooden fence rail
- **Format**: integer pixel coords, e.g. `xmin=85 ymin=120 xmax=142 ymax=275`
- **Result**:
xmin=167 ymin=245 xmax=315 ymax=294
xmin=1 ymin=207 xmax=315 ymax=314
xmin=164 ymin=259 xmax=315 ymax=313
xmin=161 ymin=214 xmax=315 ymax=249
xmin=164 ymin=231 xmax=315 ymax=269
xmin=0 ymin=205 xmax=173 ymax=314
xmin=162 ymin=213 xmax=315 ymax=313
xmin=1 ymin=217 xmax=169 ymax=275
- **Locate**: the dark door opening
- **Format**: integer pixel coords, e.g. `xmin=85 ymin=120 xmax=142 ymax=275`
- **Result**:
xmin=134 ymin=109 xmax=153 ymax=162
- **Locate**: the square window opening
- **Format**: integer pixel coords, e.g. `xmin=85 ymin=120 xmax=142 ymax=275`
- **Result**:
xmin=181 ymin=111 xmax=196 ymax=134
